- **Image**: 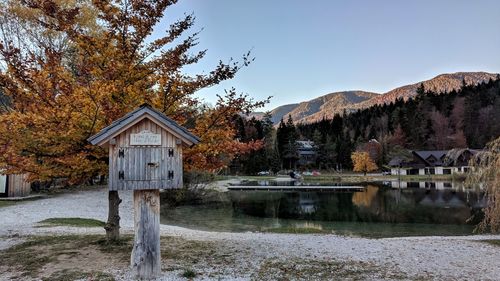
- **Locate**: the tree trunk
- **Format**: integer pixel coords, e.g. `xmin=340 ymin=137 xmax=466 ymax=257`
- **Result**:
xmin=105 ymin=190 xmax=121 ymax=242
xmin=131 ymin=189 xmax=161 ymax=279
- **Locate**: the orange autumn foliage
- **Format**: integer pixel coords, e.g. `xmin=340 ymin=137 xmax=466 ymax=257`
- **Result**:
xmin=0 ymin=0 xmax=267 ymax=183
xmin=351 ymin=151 xmax=378 ymax=176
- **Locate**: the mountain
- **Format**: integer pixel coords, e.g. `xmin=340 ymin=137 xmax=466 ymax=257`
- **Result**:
xmin=287 ymin=91 xmax=378 ymax=123
xmin=256 ymin=72 xmax=499 ymax=124
xmin=352 ymin=72 xmax=499 ymax=110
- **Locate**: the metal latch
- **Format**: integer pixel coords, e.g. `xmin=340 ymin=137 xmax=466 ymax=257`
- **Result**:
xmin=118 ymin=171 xmax=124 ymax=180
xmin=118 ymin=149 xmax=124 ymax=158
xmin=168 ymin=171 xmax=174 ymax=179
xmin=168 ymin=148 xmax=174 ymax=157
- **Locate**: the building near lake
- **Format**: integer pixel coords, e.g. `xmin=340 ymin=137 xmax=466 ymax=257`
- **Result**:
xmin=296 ymin=140 xmax=316 ymax=166
xmin=388 ymin=148 xmax=480 ymax=176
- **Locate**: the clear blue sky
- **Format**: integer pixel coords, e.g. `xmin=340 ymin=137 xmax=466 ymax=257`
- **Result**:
xmin=154 ymin=0 xmax=500 ymax=111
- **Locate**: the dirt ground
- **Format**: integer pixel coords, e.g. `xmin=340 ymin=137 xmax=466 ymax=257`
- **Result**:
xmin=1 ymin=187 xmax=500 ymax=280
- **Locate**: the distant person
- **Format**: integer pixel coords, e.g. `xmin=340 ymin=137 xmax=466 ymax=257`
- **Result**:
xmin=289 ymin=171 xmax=303 ymax=180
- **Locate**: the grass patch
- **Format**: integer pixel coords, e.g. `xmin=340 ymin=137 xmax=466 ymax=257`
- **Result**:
xmin=161 ymin=236 xmax=217 ymax=270
xmin=264 ymin=227 xmax=328 ymax=234
xmin=0 ymin=235 xmax=131 ymax=279
xmin=0 ymin=234 xmax=220 ymax=279
xmin=253 ymin=258 xmax=410 ymax=280
xmin=481 ymin=240 xmax=500 ymax=247
xmin=303 ymin=176 xmax=343 ymax=182
xmin=38 ymin=217 xmax=106 ymax=228
xmin=302 ymin=173 xmax=461 ymax=183
xmin=42 ymin=269 xmax=115 ymax=281
xmin=181 ymin=268 xmax=197 ymax=278
xmin=0 ymin=201 xmax=16 ymax=208
xmin=216 ymin=175 xmax=280 ymax=181
xmin=238 ymin=176 xmax=278 ymax=181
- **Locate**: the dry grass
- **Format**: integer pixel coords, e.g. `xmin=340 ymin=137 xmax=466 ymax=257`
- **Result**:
xmin=0 ymin=234 xmax=219 ymax=280
xmin=253 ymin=258 xmax=412 ymax=281
xmin=0 ymin=235 xmax=131 ymax=279
xmin=0 ymin=234 xmax=426 ymax=280
xmin=42 ymin=269 xmax=115 ymax=281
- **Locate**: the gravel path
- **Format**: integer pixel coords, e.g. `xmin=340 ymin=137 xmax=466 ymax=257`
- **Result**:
xmin=1 ymin=187 xmax=500 ymax=280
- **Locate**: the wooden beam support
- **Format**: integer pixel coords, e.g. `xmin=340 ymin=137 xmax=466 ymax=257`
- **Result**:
xmin=131 ymin=189 xmax=161 ymax=279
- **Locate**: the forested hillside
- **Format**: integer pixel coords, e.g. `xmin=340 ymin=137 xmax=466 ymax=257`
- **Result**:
xmin=252 ymin=72 xmax=498 ymax=125
xmin=232 ymin=78 xmax=500 ymax=173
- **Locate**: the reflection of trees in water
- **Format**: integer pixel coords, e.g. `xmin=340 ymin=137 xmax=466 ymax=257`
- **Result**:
xmin=295 ymin=192 xmax=317 ymax=214
xmin=352 ymin=187 xmax=483 ymax=224
xmin=352 ymin=185 xmax=378 ymax=207
xmin=291 ymin=221 xmax=324 ymax=231
xmin=230 ymin=186 xmax=485 ymax=225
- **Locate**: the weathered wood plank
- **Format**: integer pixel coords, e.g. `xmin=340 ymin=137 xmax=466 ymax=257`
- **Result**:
xmin=7 ymin=174 xmax=30 ymax=197
xmin=131 ymin=189 xmax=161 ymax=279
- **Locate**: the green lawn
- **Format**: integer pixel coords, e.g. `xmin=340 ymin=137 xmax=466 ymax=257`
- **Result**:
xmin=264 ymin=227 xmax=328 ymax=234
xmin=303 ymin=173 xmax=459 ymax=183
xmin=0 ymin=201 xmax=16 ymax=208
xmin=216 ymin=175 xmax=280 ymax=181
xmin=482 ymin=240 xmax=500 ymax=247
xmin=38 ymin=217 xmax=106 ymax=228
xmin=217 ymin=172 xmax=461 ymax=184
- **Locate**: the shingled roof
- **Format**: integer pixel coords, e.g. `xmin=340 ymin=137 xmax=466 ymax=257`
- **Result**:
xmin=88 ymin=104 xmax=200 ymax=146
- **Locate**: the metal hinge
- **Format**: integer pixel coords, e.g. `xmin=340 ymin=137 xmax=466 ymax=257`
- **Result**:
xmin=118 ymin=171 xmax=124 ymax=180
xmin=168 ymin=170 xmax=174 ymax=180
xmin=118 ymin=149 xmax=124 ymax=158
xmin=168 ymin=148 xmax=174 ymax=157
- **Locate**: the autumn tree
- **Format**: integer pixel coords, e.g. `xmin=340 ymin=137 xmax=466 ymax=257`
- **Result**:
xmin=351 ymin=151 xmax=377 ymax=176
xmin=0 ymin=0 xmax=267 ymax=241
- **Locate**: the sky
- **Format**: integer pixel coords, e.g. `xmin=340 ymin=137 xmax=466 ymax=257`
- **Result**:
xmin=153 ymin=0 xmax=500 ymax=111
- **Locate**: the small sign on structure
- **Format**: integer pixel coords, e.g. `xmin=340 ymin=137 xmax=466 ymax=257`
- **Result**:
xmin=130 ymin=130 xmax=162 ymax=146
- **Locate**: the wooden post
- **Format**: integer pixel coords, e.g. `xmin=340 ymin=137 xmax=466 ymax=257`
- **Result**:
xmin=131 ymin=190 xmax=161 ymax=279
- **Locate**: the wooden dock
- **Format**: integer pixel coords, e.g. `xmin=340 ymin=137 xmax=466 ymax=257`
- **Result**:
xmin=228 ymin=185 xmax=364 ymax=192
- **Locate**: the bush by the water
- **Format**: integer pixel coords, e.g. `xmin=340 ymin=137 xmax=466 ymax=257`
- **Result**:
xmin=162 ymin=171 xmax=217 ymax=206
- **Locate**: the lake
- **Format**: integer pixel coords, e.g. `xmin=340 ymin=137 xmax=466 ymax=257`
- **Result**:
xmin=160 ymin=180 xmax=486 ymax=238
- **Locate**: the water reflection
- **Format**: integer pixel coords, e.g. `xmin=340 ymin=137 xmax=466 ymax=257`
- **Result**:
xmin=387 ymin=180 xmax=467 ymax=189
xmin=160 ymin=181 xmax=486 ymax=237
xmin=230 ymin=184 xmax=485 ymax=225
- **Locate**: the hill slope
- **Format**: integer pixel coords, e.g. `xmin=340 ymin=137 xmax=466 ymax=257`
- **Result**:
xmin=353 ymin=72 xmax=499 ymax=110
xmin=258 ymin=72 xmax=498 ymax=124
xmin=288 ymin=91 xmax=378 ymax=123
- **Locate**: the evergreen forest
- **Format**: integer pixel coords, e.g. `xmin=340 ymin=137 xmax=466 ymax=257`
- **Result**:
xmin=231 ymin=78 xmax=500 ymax=174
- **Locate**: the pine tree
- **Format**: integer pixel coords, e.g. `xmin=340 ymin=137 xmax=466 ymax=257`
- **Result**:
xmin=312 ymin=129 xmax=324 ymax=168
xmin=276 ymin=118 xmax=287 ymax=165
xmin=324 ymin=135 xmax=337 ymax=169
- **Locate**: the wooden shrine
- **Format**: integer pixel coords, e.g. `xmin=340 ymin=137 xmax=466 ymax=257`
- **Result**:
xmin=88 ymin=104 xmax=199 ymax=279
